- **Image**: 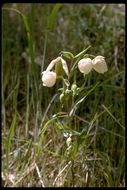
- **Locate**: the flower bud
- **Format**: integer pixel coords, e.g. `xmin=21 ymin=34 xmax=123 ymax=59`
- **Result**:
xmin=92 ymin=56 xmax=108 ymax=74
xmin=60 ymin=93 xmax=65 ymax=103
xmin=71 ymin=84 xmax=77 ymax=96
xmin=65 ymin=89 xmax=72 ymax=95
xmin=42 ymin=71 xmax=56 ymax=87
xmin=78 ymin=58 xmax=92 ymax=75
xmin=66 ymin=136 xmax=72 ymax=147
xmin=71 ymin=84 xmax=77 ymax=91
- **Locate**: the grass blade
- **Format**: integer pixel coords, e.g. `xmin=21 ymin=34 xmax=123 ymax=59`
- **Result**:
xmin=69 ymin=82 xmax=99 ymax=116
xmin=102 ymin=104 xmax=125 ymax=130
xmin=21 ymin=139 xmax=33 ymax=170
xmin=36 ymin=117 xmax=56 ymax=158
xmin=74 ymin=45 xmax=91 ymax=59
xmin=6 ymin=114 xmax=17 ymax=167
xmin=47 ymin=4 xmax=62 ymax=30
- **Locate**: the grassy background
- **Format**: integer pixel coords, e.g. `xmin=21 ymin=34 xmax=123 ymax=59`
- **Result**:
xmin=2 ymin=3 xmax=125 ymax=187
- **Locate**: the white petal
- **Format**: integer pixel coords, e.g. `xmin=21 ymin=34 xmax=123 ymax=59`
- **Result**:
xmin=92 ymin=56 xmax=108 ymax=73
xmin=60 ymin=57 xmax=69 ymax=76
xmin=45 ymin=60 xmax=56 ymax=72
xmin=42 ymin=71 xmax=56 ymax=87
xmin=78 ymin=58 xmax=92 ymax=74
xmin=45 ymin=57 xmax=61 ymax=72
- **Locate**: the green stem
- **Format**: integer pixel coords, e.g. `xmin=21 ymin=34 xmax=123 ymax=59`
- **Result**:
xmin=71 ymin=159 xmax=75 ymax=187
xmin=41 ymin=32 xmax=48 ymax=73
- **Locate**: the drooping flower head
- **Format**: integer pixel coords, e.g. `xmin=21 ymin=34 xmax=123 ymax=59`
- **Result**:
xmin=41 ymin=57 xmax=68 ymax=87
xmin=42 ymin=71 xmax=56 ymax=87
xmin=78 ymin=58 xmax=93 ymax=75
xmin=92 ymin=56 xmax=108 ymax=74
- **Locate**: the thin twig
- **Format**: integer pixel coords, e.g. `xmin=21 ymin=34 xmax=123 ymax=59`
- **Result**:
xmin=35 ymin=163 xmax=45 ymax=187
xmin=53 ymin=161 xmax=71 ymax=186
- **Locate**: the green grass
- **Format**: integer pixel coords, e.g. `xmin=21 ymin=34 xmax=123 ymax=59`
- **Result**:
xmin=2 ymin=3 xmax=125 ymax=187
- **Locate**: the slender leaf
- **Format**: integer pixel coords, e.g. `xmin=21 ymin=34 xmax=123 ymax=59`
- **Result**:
xmin=6 ymin=114 xmax=17 ymax=167
xmin=60 ymin=51 xmax=74 ymax=59
xmin=47 ymin=4 xmax=62 ymax=30
xmin=74 ymin=45 xmax=91 ymax=59
xmin=69 ymin=82 xmax=99 ymax=116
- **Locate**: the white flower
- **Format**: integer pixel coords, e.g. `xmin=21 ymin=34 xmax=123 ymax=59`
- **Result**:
xmin=78 ymin=58 xmax=92 ymax=75
xmin=41 ymin=57 xmax=69 ymax=87
xmin=92 ymin=56 xmax=108 ymax=74
xmin=42 ymin=71 xmax=56 ymax=87
xmin=45 ymin=57 xmax=69 ymax=76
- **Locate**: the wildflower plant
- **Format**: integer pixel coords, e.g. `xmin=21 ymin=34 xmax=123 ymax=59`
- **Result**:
xmin=39 ymin=46 xmax=108 ymax=163
xmin=2 ymin=3 xmax=124 ymax=187
xmin=36 ymin=46 xmax=108 ymax=187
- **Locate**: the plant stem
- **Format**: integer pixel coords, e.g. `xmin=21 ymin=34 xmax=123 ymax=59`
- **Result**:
xmin=71 ymin=159 xmax=75 ymax=187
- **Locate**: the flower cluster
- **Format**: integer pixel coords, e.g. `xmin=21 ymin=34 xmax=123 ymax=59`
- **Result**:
xmin=78 ymin=56 xmax=108 ymax=75
xmin=41 ymin=55 xmax=108 ymax=87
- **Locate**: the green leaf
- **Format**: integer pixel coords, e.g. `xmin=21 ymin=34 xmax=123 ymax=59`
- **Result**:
xmin=22 ymin=140 xmax=33 ymax=169
xmin=47 ymin=4 xmax=62 ymax=30
xmin=53 ymin=120 xmax=63 ymax=130
xmin=60 ymin=51 xmax=74 ymax=59
xmin=74 ymin=45 xmax=91 ymax=59
xmin=36 ymin=117 xmax=56 ymax=157
xmin=69 ymin=82 xmax=99 ymax=116
xmin=6 ymin=114 xmax=17 ymax=167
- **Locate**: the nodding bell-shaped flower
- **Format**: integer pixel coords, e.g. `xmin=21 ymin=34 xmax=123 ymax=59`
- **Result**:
xmin=92 ymin=56 xmax=108 ymax=74
xmin=41 ymin=57 xmax=69 ymax=87
xmin=78 ymin=58 xmax=92 ymax=75
xmin=42 ymin=71 xmax=56 ymax=87
xmin=45 ymin=57 xmax=69 ymax=77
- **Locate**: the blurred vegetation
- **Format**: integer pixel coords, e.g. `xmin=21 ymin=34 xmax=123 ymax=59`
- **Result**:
xmin=2 ymin=3 xmax=125 ymax=187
